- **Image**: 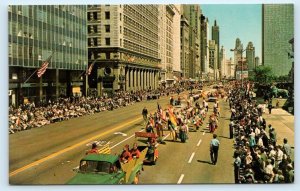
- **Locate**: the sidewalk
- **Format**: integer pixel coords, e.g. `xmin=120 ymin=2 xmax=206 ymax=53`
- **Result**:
xmin=263 ymin=108 xmax=294 ymax=148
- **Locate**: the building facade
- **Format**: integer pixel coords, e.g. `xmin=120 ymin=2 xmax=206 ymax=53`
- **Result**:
xmin=246 ymin=41 xmax=255 ymax=77
xmin=255 ymin=56 xmax=260 ymax=67
xmin=200 ymin=14 xmax=209 ymax=80
xmin=208 ymin=40 xmax=218 ymax=81
xmin=212 ymin=20 xmax=220 ymax=79
xmin=225 ymin=58 xmax=235 ymax=79
xmin=172 ymin=5 xmax=182 ymax=79
xmin=180 ymin=14 xmax=190 ymax=79
xmin=87 ymin=5 xmax=161 ymax=96
xmin=262 ymin=4 xmax=294 ymax=76
xmin=220 ymin=46 xmax=226 ymax=79
xmin=9 ymin=5 xmax=88 ymax=106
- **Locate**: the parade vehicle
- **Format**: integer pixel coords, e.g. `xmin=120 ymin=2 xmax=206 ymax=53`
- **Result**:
xmin=135 ymin=132 xmax=159 ymax=165
xmin=67 ymin=144 xmax=147 ymax=184
xmin=207 ymin=95 xmax=217 ymax=102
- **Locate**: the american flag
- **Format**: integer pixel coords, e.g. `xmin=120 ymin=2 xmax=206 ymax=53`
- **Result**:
xmin=37 ymin=61 xmax=49 ymax=78
xmin=86 ymin=61 xmax=95 ymax=75
xmin=37 ymin=54 xmax=53 ymax=78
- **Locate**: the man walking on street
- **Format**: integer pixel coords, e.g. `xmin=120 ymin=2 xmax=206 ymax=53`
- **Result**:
xmin=210 ymin=134 xmax=220 ymax=165
xmin=142 ymin=107 xmax=148 ymax=125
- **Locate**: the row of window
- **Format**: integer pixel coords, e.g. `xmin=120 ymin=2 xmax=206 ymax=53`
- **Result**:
xmin=123 ymin=39 xmax=158 ymax=58
xmin=9 ymin=5 xmax=86 ymax=26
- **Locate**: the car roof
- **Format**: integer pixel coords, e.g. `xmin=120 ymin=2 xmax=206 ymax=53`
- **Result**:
xmin=82 ymin=154 xmax=119 ymax=163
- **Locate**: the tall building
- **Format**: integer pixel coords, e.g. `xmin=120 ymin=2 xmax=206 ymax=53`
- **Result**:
xmin=225 ymin=58 xmax=234 ymax=79
xmin=212 ymin=20 xmax=220 ymax=79
xmin=246 ymin=41 xmax=255 ymax=76
xmin=9 ymin=5 xmax=88 ymax=106
xmin=200 ymin=14 xmax=209 ymax=80
xmin=158 ymin=5 xmax=175 ymax=85
xmin=182 ymin=4 xmax=201 ymax=79
xmin=172 ymin=5 xmax=182 ymax=79
xmin=180 ymin=13 xmax=190 ymax=79
xmin=262 ymin=4 xmax=294 ymax=76
xmin=208 ymin=40 xmax=218 ymax=81
xmin=255 ymin=56 xmax=260 ymax=67
xmin=87 ymin=5 xmax=161 ymax=95
xmin=233 ymin=38 xmax=243 ymax=66
xmin=220 ymin=46 xmax=226 ymax=78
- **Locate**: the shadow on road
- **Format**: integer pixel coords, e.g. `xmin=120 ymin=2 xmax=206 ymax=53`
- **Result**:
xmin=197 ymin=160 xmax=213 ymax=165
xmin=218 ymin=135 xmax=232 ymax=140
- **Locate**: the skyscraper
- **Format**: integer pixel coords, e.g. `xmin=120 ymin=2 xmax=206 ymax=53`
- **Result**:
xmin=180 ymin=13 xmax=190 ymax=79
xmin=8 ymin=5 xmax=88 ymax=106
xmin=262 ymin=4 xmax=294 ymax=76
xmin=208 ymin=40 xmax=218 ymax=81
xmin=212 ymin=20 xmax=220 ymax=79
xmin=220 ymin=46 xmax=226 ymax=78
xmin=200 ymin=14 xmax=209 ymax=79
xmin=246 ymin=42 xmax=255 ymax=76
xmin=87 ymin=5 xmax=160 ymax=95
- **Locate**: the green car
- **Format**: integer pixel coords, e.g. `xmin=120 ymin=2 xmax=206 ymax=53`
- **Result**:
xmin=67 ymin=147 xmax=147 ymax=184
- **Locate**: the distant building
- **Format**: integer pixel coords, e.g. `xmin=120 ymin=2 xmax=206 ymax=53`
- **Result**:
xmin=212 ymin=20 xmax=220 ymax=79
xmin=200 ymin=14 xmax=209 ymax=80
xmin=246 ymin=42 xmax=255 ymax=77
xmin=233 ymin=38 xmax=243 ymax=67
xmin=9 ymin=5 xmax=88 ymax=106
xmin=220 ymin=46 xmax=226 ymax=78
xmin=255 ymin=56 xmax=260 ymax=68
xmin=262 ymin=4 xmax=294 ymax=76
xmin=208 ymin=40 xmax=218 ymax=80
xmin=225 ymin=58 xmax=235 ymax=79
xmin=180 ymin=14 xmax=190 ymax=79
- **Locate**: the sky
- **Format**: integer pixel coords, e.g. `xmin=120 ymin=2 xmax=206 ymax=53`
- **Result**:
xmin=201 ymin=4 xmax=262 ymax=61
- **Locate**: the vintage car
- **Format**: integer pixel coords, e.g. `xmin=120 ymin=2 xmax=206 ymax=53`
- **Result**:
xmin=67 ymin=146 xmax=147 ymax=184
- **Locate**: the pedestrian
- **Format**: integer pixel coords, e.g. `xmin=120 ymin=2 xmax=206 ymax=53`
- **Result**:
xmin=168 ymin=119 xmax=176 ymax=141
xmin=268 ymin=100 xmax=273 ymax=114
xmin=142 ymin=107 xmax=148 ymax=125
xmin=229 ymin=120 xmax=234 ymax=139
xmin=234 ymin=151 xmax=241 ymax=183
xmin=282 ymin=138 xmax=291 ymax=157
xmin=210 ymin=134 xmax=220 ymax=165
xmin=269 ymin=126 xmax=277 ymax=147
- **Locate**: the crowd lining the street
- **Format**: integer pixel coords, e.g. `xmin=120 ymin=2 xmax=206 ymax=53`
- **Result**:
xmin=8 ymin=85 xmax=192 ymax=134
xmin=228 ymin=81 xmax=294 ymax=183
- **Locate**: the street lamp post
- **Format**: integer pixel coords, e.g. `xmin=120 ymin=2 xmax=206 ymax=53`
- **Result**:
xmin=230 ymin=48 xmax=246 ymax=88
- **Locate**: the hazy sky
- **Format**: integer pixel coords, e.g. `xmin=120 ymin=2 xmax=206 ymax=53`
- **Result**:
xmin=201 ymin=4 xmax=262 ymax=61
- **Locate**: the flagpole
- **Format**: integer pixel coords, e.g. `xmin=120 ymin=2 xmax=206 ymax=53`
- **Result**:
xmin=23 ymin=69 xmax=39 ymax=84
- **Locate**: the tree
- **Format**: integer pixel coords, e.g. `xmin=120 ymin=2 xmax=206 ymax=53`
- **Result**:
xmin=251 ymin=66 xmax=273 ymax=84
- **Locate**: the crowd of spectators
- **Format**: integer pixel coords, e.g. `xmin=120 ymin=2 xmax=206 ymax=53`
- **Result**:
xmin=228 ymin=81 xmax=294 ymax=183
xmin=8 ymin=84 xmax=196 ymax=134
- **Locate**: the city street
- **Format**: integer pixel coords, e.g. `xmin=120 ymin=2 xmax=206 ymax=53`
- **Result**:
xmin=9 ymin=89 xmax=294 ymax=184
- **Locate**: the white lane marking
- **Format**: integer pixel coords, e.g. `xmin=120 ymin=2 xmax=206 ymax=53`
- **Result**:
xmin=155 ymin=133 xmax=170 ymax=147
xmin=74 ymin=129 xmax=144 ymax=169
xmin=111 ymin=129 xmax=144 ymax=149
xmin=188 ymin=152 xmax=195 ymax=163
xmin=177 ymin=174 xmax=185 ymax=184
xmin=203 ymin=131 xmax=205 ymax=135
xmin=197 ymin=139 xmax=202 ymax=147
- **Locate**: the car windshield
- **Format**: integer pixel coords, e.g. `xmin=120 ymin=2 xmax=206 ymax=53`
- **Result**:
xmin=79 ymin=160 xmax=112 ymax=174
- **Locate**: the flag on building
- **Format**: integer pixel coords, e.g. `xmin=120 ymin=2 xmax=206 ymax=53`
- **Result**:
xmin=37 ymin=54 xmax=53 ymax=78
xmin=86 ymin=61 xmax=95 ymax=75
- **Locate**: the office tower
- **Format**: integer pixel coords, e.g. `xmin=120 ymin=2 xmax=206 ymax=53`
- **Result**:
xmin=262 ymin=4 xmax=294 ymax=76
xmin=9 ymin=5 xmax=88 ymax=106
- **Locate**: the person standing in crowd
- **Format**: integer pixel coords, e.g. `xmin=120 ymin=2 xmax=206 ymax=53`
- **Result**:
xmin=210 ymin=134 xmax=220 ymax=165
xmin=142 ymin=107 xmax=148 ymax=125
xmin=229 ymin=120 xmax=234 ymax=139
xmin=282 ymin=138 xmax=292 ymax=157
xmin=168 ymin=119 xmax=177 ymax=142
xmin=268 ymin=100 xmax=273 ymax=114
xmin=269 ymin=126 xmax=277 ymax=147
xmin=234 ymin=151 xmax=241 ymax=183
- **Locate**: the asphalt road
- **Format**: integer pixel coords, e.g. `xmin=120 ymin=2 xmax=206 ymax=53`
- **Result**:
xmin=10 ymin=88 xmax=294 ymax=185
